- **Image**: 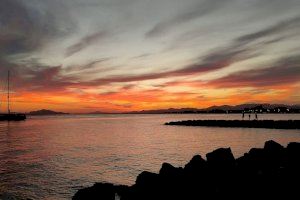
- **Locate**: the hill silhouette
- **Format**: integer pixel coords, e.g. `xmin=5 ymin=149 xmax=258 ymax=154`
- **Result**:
xmin=124 ymin=103 xmax=300 ymax=114
xmin=28 ymin=109 xmax=69 ymax=115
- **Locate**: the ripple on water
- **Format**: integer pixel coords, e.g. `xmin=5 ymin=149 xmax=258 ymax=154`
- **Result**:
xmin=0 ymin=114 xmax=300 ymax=199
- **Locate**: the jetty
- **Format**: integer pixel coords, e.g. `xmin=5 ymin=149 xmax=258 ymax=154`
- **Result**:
xmin=165 ymin=120 xmax=300 ymax=129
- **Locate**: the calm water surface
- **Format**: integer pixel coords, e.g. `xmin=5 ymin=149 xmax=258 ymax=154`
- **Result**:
xmin=1 ymin=114 xmax=300 ymax=199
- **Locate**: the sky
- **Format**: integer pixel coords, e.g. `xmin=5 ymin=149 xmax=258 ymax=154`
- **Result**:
xmin=0 ymin=0 xmax=300 ymax=113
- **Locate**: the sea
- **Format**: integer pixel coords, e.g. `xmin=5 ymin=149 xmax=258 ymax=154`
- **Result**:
xmin=0 ymin=114 xmax=300 ymax=199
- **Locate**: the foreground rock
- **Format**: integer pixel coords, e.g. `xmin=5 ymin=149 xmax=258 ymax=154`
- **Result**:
xmin=73 ymin=141 xmax=300 ymax=200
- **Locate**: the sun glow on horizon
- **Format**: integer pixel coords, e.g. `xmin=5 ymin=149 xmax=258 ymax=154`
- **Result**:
xmin=0 ymin=0 xmax=299 ymax=113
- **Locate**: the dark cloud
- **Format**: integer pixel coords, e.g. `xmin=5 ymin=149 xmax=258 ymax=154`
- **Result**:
xmin=175 ymin=47 xmax=248 ymax=74
xmin=65 ymin=58 xmax=111 ymax=72
xmin=145 ymin=0 xmax=232 ymax=38
xmin=167 ymin=15 xmax=300 ymax=81
xmin=207 ymin=55 xmax=300 ymax=88
xmin=82 ymin=47 xmax=244 ymax=85
xmin=72 ymin=0 xmax=138 ymax=8
xmin=121 ymin=84 xmax=135 ymax=90
xmin=81 ymin=38 xmax=251 ymax=85
xmin=0 ymin=59 xmax=74 ymax=93
xmin=82 ymin=16 xmax=300 ymax=86
xmin=99 ymin=91 xmax=119 ymax=95
xmin=236 ymin=16 xmax=300 ymax=44
xmin=131 ymin=53 xmax=153 ymax=59
xmin=0 ymin=0 xmax=76 ymax=94
xmin=65 ymin=31 xmax=108 ymax=57
xmin=0 ymin=0 xmax=75 ymax=57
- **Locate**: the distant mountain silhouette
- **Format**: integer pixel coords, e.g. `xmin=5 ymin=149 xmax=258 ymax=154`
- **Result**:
xmin=28 ymin=109 xmax=69 ymax=115
xmin=29 ymin=104 xmax=300 ymax=115
xmin=206 ymin=103 xmax=300 ymax=111
xmin=124 ymin=104 xmax=300 ymax=114
xmin=87 ymin=111 xmax=109 ymax=114
xmin=126 ymin=108 xmax=200 ymax=114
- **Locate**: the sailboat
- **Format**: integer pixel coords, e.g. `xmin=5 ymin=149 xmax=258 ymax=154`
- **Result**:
xmin=0 ymin=71 xmax=26 ymax=121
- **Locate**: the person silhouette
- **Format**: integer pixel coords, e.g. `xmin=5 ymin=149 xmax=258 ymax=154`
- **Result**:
xmin=248 ymin=114 xmax=251 ymax=120
xmin=255 ymin=113 xmax=258 ymax=120
xmin=242 ymin=112 xmax=245 ymax=120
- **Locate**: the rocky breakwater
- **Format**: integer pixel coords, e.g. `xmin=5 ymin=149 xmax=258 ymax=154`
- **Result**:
xmin=73 ymin=140 xmax=300 ymax=200
xmin=165 ymin=120 xmax=300 ymax=129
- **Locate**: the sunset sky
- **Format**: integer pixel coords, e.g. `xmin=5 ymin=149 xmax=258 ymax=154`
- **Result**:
xmin=0 ymin=0 xmax=300 ymax=113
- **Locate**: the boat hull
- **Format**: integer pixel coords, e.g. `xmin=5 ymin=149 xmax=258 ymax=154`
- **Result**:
xmin=0 ymin=114 xmax=26 ymax=121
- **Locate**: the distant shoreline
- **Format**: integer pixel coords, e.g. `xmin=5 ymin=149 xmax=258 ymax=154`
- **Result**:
xmin=27 ymin=112 xmax=300 ymax=115
xmin=24 ymin=104 xmax=300 ymax=115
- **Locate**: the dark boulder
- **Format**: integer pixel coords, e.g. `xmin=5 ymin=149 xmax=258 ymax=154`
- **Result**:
xmin=238 ymin=148 xmax=266 ymax=173
xmin=73 ymin=183 xmax=115 ymax=200
xmin=264 ymin=140 xmax=285 ymax=168
xmin=264 ymin=140 xmax=284 ymax=152
xmin=286 ymin=142 xmax=300 ymax=167
xmin=184 ymin=155 xmax=206 ymax=173
xmin=159 ymin=163 xmax=179 ymax=176
xmin=135 ymin=171 xmax=159 ymax=187
xmin=205 ymin=147 xmax=236 ymax=195
xmin=287 ymin=142 xmax=300 ymax=155
xmin=160 ymin=163 xmax=184 ymax=181
xmin=159 ymin=163 xmax=185 ymax=199
xmin=183 ymin=154 xmax=207 ymax=186
xmin=130 ymin=171 xmax=162 ymax=200
xmin=206 ymin=148 xmax=235 ymax=167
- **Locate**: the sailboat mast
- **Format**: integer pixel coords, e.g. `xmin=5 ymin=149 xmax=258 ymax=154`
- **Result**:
xmin=7 ymin=70 xmax=10 ymax=114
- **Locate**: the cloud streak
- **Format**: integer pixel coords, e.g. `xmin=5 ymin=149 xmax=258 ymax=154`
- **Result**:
xmin=3 ymin=15 xmax=300 ymax=93
xmin=146 ymin=0 xmax=232 ymax=38
xmin=206 ymin=55 xmax=300 ymax=88
xmin=236 ymin=15 xmax=300 ymax=44
xmin=0 ymin=0 xmax=75 ymax=57
xmin=65 ymin=31 xmax=109 ymax=57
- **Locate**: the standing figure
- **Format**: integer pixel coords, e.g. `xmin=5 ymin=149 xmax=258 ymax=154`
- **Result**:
xmin=248 ymin=114 xmax=251 ymax=120
xmin=242 ymin=112 xmax=245 ymax=119
xmin=255 ymin=113 xmax=258 ymax=120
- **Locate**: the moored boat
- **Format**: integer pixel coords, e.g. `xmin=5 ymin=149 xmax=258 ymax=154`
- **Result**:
xmin=0 ymin=113 xmax=26 ymax=121
xmin=0 ymin=71 xmax=26 ymax=121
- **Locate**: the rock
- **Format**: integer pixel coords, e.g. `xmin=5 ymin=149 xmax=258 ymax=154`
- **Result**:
xmin=247 ymin=148 xmax=266 ymax=161
xmin=184 ymin=155 xmax=206 ymax=172
xmin=239 ymin=148 xmax=266 ymax=172
xmin=159 ymin=163 xmax=185 ymax=200
xmin=206 ymin=147 xmax=236 ymax=192
xmin=131 ymin=171 xmax=162 ymax=200
xmin=264 ymin=140 xmax=284 ymax=167
xmin=287 ymin=142 xmax=300 ymax=167
xmin=114 ymin=185 xmax=130 ymax=200
xmin=73 ymin=183 xmax=115 ymax=200
xmin=73 ymin=141 xmax=300 ymax=200
xmin=206 ymin=148 xmax=235 ymax=167
xmin=287 ymin=142 xmax=300 ymax=154
xmin=159 ymin=163 xmax=178 ymax=176
xmin=264 ymin=140 xmax=284 ymax=153
xmin=135 ymin=171 xmax=159 ymax=188
xmin=159 ymin=163 xmax=184 ymax=182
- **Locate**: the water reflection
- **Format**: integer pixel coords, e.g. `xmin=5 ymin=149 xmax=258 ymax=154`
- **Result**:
xmin=0 ymin=114 xmax=300 ymax=199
